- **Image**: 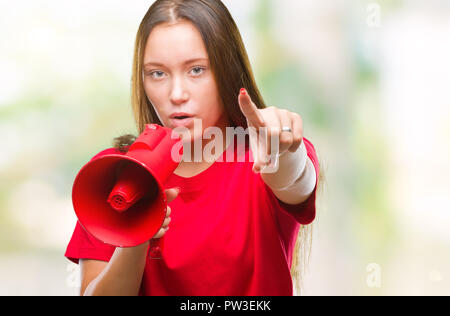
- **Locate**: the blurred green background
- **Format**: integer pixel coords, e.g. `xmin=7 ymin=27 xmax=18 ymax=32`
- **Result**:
xmin=1 ymin=0 xmax=449 ymax=295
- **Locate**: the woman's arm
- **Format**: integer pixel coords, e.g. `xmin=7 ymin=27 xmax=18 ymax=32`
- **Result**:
xmin=237 ymin=88 xmax=316 ymax=205
xmin=79 ymin=187 xmax=178 ymax=296
xmin=80 ymin=242 xmax=149 ymax=296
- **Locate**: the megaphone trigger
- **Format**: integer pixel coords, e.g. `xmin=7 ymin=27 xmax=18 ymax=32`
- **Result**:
xmin=149 ymin=238 xmax=164 ymax=259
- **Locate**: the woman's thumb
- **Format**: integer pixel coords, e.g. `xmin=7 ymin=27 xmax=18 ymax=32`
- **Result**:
xmin=165 ymin=187 xmax=181 ymax=203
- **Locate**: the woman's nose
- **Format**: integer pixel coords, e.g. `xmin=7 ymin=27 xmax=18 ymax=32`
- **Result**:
xmin=170 ymin=77 xmax=189 ymax=105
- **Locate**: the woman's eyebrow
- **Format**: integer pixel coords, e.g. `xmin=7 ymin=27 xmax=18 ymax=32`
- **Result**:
xmin=144 ymin=58 xmax=208 ymax=67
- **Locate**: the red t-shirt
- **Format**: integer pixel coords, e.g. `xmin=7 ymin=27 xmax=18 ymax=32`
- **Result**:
xmin=65 ymin=137 xmax=320 ymax=296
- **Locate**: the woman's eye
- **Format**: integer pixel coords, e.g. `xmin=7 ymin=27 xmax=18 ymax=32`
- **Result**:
xmin=146 ymin=67 xmax=205 ymax=80
xmin=190 ymin=67 xmax=205 ymax=76
xmin=150 ymin=71 xmax=165 ymax=79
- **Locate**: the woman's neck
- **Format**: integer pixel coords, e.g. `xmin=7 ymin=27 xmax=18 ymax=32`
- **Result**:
xmin=173 ymin=129 xmax=230 ymax=177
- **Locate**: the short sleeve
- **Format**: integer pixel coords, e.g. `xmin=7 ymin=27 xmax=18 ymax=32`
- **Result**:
xmin=65 ymin=221 xmax=116 ymax=264
xmin=65 ymin=147 xmax=123 ymax=264
xmin=268 ymin=137 xmax=320 ymax=225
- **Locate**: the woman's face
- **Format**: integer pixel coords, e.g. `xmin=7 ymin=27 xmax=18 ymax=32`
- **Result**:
xmin=142 ymin=20 xmax=229 ymax=143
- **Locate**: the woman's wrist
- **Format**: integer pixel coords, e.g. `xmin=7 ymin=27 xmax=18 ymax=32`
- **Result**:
xmin=261 ymin=140 xmax=308 ymax=191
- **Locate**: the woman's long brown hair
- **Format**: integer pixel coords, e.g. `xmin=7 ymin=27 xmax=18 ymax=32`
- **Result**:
xmin=113 ymin=0 xmax=313 ymax=295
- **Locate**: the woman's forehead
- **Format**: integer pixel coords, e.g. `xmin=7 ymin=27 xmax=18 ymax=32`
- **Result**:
xmin=144 ymin=21 xmax=208 ymax=65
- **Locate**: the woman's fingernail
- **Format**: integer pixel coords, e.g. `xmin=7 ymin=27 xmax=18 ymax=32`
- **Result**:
xmin=240 ymin=88 xmax=246 ymax=95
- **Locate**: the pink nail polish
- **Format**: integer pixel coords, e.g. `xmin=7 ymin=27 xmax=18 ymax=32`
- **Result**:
xmin=240 ymin=88 xmax=246 ymax=95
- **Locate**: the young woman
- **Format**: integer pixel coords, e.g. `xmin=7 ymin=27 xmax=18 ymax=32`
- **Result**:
xmin=65 ymin=0 xmax=320 ymax=296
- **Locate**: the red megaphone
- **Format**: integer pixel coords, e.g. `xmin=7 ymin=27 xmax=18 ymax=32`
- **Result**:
xmin=72 ymin=124 xmax=183 ymax=258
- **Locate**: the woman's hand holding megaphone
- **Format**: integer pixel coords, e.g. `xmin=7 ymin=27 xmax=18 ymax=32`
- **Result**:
xmin=152 ymin=187 xmax=180 ymax=239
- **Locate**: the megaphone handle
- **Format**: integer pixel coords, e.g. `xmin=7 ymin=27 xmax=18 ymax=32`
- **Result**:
xmin=149 ymin=237 xmax=164 ymax=259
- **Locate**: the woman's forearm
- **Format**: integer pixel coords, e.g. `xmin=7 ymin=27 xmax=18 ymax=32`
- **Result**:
xmin=261 ymin=140 xmax=316 ymax=204
xmin=83 ymin=241 xmax=149 ymax=296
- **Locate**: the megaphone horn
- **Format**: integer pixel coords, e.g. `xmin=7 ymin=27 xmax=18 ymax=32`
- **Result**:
xmin=72 ymin=124 xmax=183 ymax=258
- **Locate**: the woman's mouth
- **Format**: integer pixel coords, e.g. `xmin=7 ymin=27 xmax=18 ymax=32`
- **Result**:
xmin=170 ymin=115 xmax=195 ymax=128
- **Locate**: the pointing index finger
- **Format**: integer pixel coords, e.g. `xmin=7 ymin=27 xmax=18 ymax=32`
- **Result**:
xmin=238 ymin=88 xmax=265 ymax=128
